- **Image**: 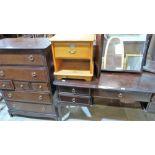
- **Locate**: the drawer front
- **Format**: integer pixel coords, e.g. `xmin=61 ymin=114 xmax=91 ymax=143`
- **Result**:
xmin=14 ymin=81 xmax=30 ymax=90
xmin=31 ymin=82 xmax=50 ymax=91
xmin=0 ymin=80 xmax=14 ymax=90
xmin=4 ymin=91 xmax=52 ymax=104
xmin=54 ymin=42 xmax=91 ymax=59
xmin=0 ymin=53 xmax=46 ymax=66
xmin=59 ymin=94 xmax=91 ymax=105
xmin=58 ymin=86 xmax=90 ymax=95
xmin=7 ymin=101 xmax=55 ymax=113
xmin=0 ymin=67 xmax=48 ymax=82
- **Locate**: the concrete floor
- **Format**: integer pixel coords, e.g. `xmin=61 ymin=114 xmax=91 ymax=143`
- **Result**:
xmin=1 ymin=99 xmax=155 ymax=121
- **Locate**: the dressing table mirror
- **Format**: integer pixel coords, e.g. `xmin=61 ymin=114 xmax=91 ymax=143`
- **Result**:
xmin=101 ymin=34 xmax=147 ymax=72
xmin=143 ymin=34 xmax=155 ymax=73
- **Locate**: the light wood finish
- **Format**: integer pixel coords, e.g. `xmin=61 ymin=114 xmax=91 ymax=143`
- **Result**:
xmin=50 ymin=35 xmax=94 ymax=81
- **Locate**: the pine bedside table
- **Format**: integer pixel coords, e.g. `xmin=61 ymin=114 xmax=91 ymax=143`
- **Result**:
xmin=50 ymin=35 xmax=95 ymax=81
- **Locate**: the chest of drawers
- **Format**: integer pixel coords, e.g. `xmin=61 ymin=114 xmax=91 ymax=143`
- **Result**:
xmin=0 ymin=38 xmax=57 ymax=120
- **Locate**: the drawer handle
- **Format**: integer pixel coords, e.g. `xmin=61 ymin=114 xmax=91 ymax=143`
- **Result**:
xmin=69 ymin=50 xmax=76 ymax=54
xmin=39 ymin=85 xmax=42 ymax=89
xmin=38 ymin=95 xmax=43 ymax=101
xmin=0 ymin=70 xmax=5 ymax=77
xmin=2 ymin=83 xmax=6 ymax=88
xmin=72 ymin=98 xmax=76 ymax=103
xmin=7 ymin=93 xmax=12 ymax=98
xmin=20 ymin=84 xmax=24 ymax=88
xmin=118 ymin=93 xmax=123 ymax=98
xmin=72 ymin=88 xmax=76 ymax=94
xmin=28 ymin=55 xmax=34 ymax=62
xmin=32 ymin=72 xmax=37 ymax=78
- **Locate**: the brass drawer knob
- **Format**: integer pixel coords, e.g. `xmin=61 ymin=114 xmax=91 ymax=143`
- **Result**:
xmin=72 ymin=88 xmax=76 ymax=94
xmin=38 ymin=95 xmax=43 ymax=101
xmin=28 ymin=55 xmax=34 ymax=62
xmin=69 ymin=50 xmax=76 ymax=54
xmin=32 ymin=72 xmax=37 ymax=78
xmin=20 ymin=84 xmax=24 ymax=88
xmin=7 ymin=93 xmax=12 ymax=98
xmin=39 ymin=85 xmax=42 ymax=89
xmin=72 ymin=98 xmax=76 ymax=103
xmin=2 ymin=83 xmax=6 ymax=87
xmin=118 ymin=93 xmax=123 ymax=98
xmin=0 ymin=70 xmax=5 ymax=77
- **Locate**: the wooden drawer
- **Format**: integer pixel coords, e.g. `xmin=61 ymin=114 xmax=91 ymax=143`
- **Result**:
xmin=14 ymin=81 xmax=30 ymax=90
xmin=3 ymin=91 xmax=52 ymax=104
xmin=0 ymin=80 xmax=14 ymax=90
xmin=59 ymin=94 xmax=91 ymax=105
xmin=53 ymin=42 xmax=91 ymax=59
xmin=31 ymin=82 xmax=49 ymax=91
xmin=58 ymin=86 xmax=90 ymax=95
xmin=0 ymin=66 xmax=48 ymax=82
xmin=7 ymin=101 xmax=55 ymax=113
xmin=0 ymin=53 xmax=46 ymax=66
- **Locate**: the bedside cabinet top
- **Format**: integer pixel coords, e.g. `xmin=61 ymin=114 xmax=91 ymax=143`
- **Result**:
xmin=50 ymin=34 xmax=95 ymax=42
xmin=0 ymin=38 xmax=51 ymax=50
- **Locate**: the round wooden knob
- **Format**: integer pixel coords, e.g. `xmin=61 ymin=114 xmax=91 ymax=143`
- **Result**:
xmin=7 ymin=93 xmax=12 ymax=98
xmin=0 ymin=70 xmax=5 ymax=77
xmin=28 ymin=55 xmax=34 ymax=62
xmin=72 ymin=88 xmax=76 ymax=94
xmin=72 ymin=98 xmax=76 ymax=103
xmin=39 ymin=85 xmax=42 ymax=89
xmin=38 ymin=95 xmax=43 ymax=101
xmin=118 ymin=93 xmax=123 ymax=98
xmin=2 ymin=83 xmax=6 ymax=87
xmin=20 ymin=84 xmax=24 ymax=88
xmin=32 ymin=72 xmax=37 ymax=78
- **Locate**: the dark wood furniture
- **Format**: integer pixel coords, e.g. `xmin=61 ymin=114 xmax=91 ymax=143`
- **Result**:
xmin=54 ymin=71 xmax=155 ymax=120
xmin=0 ymin=38 xmax=57 ymax=120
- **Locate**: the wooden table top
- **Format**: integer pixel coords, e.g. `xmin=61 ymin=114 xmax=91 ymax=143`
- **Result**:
xmin=54 ymin=71 xmax=155 ymax=93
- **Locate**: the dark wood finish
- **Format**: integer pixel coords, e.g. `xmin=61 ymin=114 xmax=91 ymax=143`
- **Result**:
xmin=0 ymin=38 xmax=57 ymax=120
xmin=0 ymin=80 xmax=14 ymax=90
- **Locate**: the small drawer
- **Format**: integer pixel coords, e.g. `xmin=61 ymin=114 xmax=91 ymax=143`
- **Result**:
xmin=0 ymin=80 xmax=14 ymax=90
xmin=54 ymin=42 xmax=91 ymax=59
xmin=0 ymin=53 xmax=46 ymax=66
xmin=58 ymin=86 xmax=90 ymax=95
xmin=3 ymin=91 xmax=52 ymax=104
xmin=59 ymin=94 xmax=91 ymax=105
xmin=14 ymin=81 xmax=30 ymax=90
xmin=7 ymin=101 xmax=55 ymax=113
xmin=31 ymin=82 xmax=49 ymax=91
xmin=0 ymin=66 xmax=48 ymax=82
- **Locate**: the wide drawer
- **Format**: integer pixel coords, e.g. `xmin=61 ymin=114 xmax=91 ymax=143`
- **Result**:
xmin=0 ymin=66 xmax=49 ymax=82
xmin=59 ymin=94 xmax=91 ymax=105
xmin=0 ymin=80 xmax=14 ymax=90
xmin=3 ymin=91 xmax=52 ymax=104
xmin=0 ymin=53 xmax=46 ymax=66
xmin=7 ymin=101 xmax=55 ymax=113
xmin=93 ymin=90 xmax=151 ymax=102
xmin=14 ymin=81 xmax=30 ymax=90
xmin=58 ymin=86 xmax=90 ymax=96
xmin=31 ymin=82 xmax=50 ymax=91
xmin=53 ymin=42 xmax=91 ymax=59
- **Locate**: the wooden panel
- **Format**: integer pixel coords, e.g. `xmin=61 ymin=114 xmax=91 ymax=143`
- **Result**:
xmin=54 ymin=42 xmax=91 ymax=59
xmin=14 ymin=81 xmax=30 ymax=90
xmin=3 ymin=91 xmax=52 ymax=104
xmin=7 ymin=101 xmax=54 ymax=113
xmin=0 ymin=66 xmax=48 ymax=82
xmin=0 ymin=80 xmax=14 ymax=90
xmin=59 ymin=86 xmax=90 ymax=96
xmin=31 ymin=82 xmax=49 ymax=91
xmin=59 ymin=94 xmax=91 ymax=105
xmin=0 ymin=53 xmax=46 ymax=66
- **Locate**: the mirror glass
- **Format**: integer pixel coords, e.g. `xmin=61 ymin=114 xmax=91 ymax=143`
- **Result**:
xmin=101 ymin=34 xmax=147 ymax=72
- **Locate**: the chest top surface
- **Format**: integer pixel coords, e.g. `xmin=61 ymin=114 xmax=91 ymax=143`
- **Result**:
xmin=0 ymin=38 xmax=51 ymax=50
xmin=50 ymin=34 xmax=95 ymax=42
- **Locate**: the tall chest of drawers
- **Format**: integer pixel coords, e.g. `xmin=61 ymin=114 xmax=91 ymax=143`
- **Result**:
xmin=0 ymin=38 xmax=57 ymax=120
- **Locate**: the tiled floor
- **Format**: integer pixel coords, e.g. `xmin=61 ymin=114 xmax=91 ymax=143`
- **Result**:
xmin=1 ymin=99 xmax=155 ymax=121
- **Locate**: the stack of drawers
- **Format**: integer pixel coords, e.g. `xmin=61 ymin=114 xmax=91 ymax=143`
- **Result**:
xmin=0 ymin=38 xmax=57 ymax=119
